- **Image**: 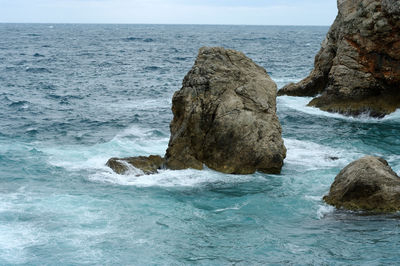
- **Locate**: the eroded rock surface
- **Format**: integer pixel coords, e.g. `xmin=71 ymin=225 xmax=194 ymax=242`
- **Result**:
xmin=165 ymin=47 xmax=286 ymax=174
xmin=106 ymin=155 xmax=165 ymax=175
xmin=279 ymin=0 xmax=400 ymax=117
xmin=324 ymin=156 xmax=400 ymax=213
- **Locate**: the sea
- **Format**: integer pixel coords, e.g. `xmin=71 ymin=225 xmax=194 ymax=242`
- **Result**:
xmin=1 ymin=24 xmax=400 ymax=265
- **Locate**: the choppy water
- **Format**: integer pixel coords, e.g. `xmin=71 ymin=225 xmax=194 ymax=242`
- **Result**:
xmin=1 ymin=24 xmax=400 ymax=265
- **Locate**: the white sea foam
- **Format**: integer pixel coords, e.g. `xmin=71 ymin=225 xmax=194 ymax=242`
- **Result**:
xmin=304 ymin=195 xmax=322 ymax=201
xmin=89 ymin=167 xmax=259 ymax=188
xmin=41 ymin=123 xmax=266 ymax=188
xmin=106 ymin=98 xmax=171 ymax=113
xmin=0 ymin=191 xmax=115 ymax=264
xmin=278 ymin=96 xmax=400 ymax=123
xmin=305 ymin=196 xmax=335 ymax=220
xmin=214 ymin=202 xmax=248 ymax=213
xmin=113 ymin=124 xmax=169 ymax=141
xmin=41 ymin=124 xmax=361 ymax=187
xmin=316 ymin=205 xmax=335 ymax=219
xmin=41 ymin=125 xmax=169 ymax=172
xmin=0 ymin=224 xmax=42 ymax=264
xmin=40 ymin=120 xmax=395 ymax=189
xmin=384 ymin=109 xmax=400 ymax=121
xmin=283 ymin=138 xmax=360 ymax=170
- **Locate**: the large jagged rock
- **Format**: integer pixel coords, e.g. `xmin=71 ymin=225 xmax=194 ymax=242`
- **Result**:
xmin=165 ymin=47 xmax=286 ymax=174
xmin=324 ymin=156 xmax=400 ymax=213
xmin=106 ymin=155 xmax=164 ymax=175
xmin=279 ymin=0 xmax=400 ymax=117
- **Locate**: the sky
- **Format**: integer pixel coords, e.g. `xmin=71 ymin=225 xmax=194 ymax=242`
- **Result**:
xmin=0 ymin=0 xmax=338 ymax=26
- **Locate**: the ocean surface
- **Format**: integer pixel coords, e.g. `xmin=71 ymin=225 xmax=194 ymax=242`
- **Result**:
xmin=1 ymin=24 xmax=400 ymax=265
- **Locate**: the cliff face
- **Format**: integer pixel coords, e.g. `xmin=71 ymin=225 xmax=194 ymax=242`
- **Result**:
xmin=278 ymin=0 xmax=400 ymax=117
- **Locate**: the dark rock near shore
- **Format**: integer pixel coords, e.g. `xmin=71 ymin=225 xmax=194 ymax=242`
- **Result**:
xmin=278 ymin=0 xmax=400 ymax=117
xmin=324 ymin=156 xmax=400 ymax=213
xmin=165 ymin=47 xmax=286 ymax=174
xmin=106 ymin=155 xmax=165 ymax=175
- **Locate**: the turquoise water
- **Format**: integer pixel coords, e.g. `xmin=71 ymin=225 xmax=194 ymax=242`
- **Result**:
xmin=1 ymin=24 xmax=400 ymax=265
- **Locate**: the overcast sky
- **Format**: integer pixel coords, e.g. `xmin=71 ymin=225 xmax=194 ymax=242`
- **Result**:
xmin=0 ymin=0 xmax=337 ymax=25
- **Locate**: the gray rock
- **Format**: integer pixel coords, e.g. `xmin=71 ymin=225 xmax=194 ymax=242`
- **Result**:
xmin=278 ymin=0 xmax=400 ymax=118
xmin=165 ymin=47 xmax=286 ymax=174
xmin=324 ymin=156 xmax=400 ymax=213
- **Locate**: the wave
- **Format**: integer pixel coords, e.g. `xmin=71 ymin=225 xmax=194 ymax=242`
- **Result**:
xmin=278 ymin=96 xmax=400 ymax=123
xmin=214 ymin=202 xmax=248 ymax=213
xmin=98 ymin=62 xmax=112 ymax=67
xmin=39 ymin=124 xmax=274 ymax=188
xmin=46 ymin=94 xmax=84 ymax=101
xmin=15 ymin=60 xmax=27 ymax=66
xmin=283 ymin=138 xmax=362 ymax=171
xmin=42 ymin=140 xmax=263 ymax=188
xmin=0 ymin=222 xmax=39 ymax=264
xmin=123 ymin=37 xmax=141 ymax=41
xmin=232 ymin=37 xmax=268 ymax=41
xmin=123 ymin=37 xmax=155 ymax=42
xmin=41 ymin=125 xmax=169 ymax=171
xmin=89 ymin=167 xmax=263 ymax=188
xmin=25 ymin=67 xmax=51 ymax=74
xmin=38 ymin=84 xmax=56 ymax=90
xmin=4 ymin=66 xmax=18 ymax=72
xmin=172 ymin=57 xmax=189 ymax=61
xmin=33 ymin=53 xmax=45 ymax=57
xmin=40 ymin=123 xmax=368 ymax=187
xmin=316 ymin=205 xmax=335 ymax=219
xmin=144 ymin=66 xmax=161 ymax=71
xmin=8 ymin=100 xmax=30 ymax=108
xmin=25 ymin=128 xmax=39 ymax=136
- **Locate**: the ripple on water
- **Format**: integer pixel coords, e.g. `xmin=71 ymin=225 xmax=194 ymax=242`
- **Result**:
xmin=25 ymin=67 xmax=51 ymax=73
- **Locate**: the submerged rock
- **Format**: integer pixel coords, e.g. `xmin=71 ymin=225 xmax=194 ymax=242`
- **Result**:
xmin=323 ymin=156 xmax=400 ymax=213
xmin=165 ymin=47 xmax=286 ymax=174
xmin=106 ymin=155 xmax=164 ymax=175
xmin=278 ymin=0 xmax=400 ymax=117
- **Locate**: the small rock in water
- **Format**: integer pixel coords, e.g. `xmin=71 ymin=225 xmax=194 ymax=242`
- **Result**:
xmin=107 ymin=155 xmax=165 ymax=175
xmin=324 ymin=156 xmax=400 ymax=213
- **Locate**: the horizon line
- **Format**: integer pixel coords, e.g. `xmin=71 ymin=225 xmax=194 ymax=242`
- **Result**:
xmin=0 ymin=22 xmax=332 ymax=27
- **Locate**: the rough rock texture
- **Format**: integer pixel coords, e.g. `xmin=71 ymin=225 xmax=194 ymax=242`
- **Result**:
xmin=324 ymin=156 xmax=400 ymax=213
xmin=106 ymin=155 xmax=165 ymax=175
xmin=165 ymin=47 xmax=286 ymax=174
xmin=278 ymin=0 xmax=400 ymax=117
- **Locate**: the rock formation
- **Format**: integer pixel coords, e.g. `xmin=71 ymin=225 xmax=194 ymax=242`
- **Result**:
xmin=165 ymin=47 xmax=286 ymax=174
xmin=278 ymin=0 xmax=400 ymax=117
xmin=324 ymin=156 xmax=400 ymax=213
xmin=106 ymin=155 xmax=164 ymax=175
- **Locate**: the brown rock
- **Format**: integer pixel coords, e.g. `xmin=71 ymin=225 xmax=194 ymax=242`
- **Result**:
xmin=165 ymin=47 xmax=286 ymax=174
xmin=106 ymin=155 xmax=164 ymax=175
xmin=323 ymin=156 xmax=400 ymax=213
xmin=278 ymin=0 xmax=400 ymax=118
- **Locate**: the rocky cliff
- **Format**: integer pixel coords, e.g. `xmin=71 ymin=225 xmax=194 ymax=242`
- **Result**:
xmin=278 ymin=0 xmax=400 ymax=117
